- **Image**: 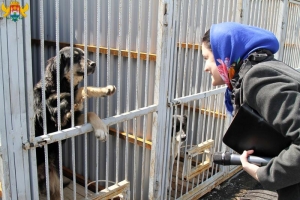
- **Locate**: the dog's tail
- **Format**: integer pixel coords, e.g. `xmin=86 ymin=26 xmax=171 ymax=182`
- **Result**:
xmin=49 ymin=162 xmax=60 ymax=200
xmin=38 ymin=159 xmax=61 ymax=199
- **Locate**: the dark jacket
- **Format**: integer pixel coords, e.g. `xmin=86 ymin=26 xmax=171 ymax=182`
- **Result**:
xmin=233 ymin=52 xmax=300 ymax=200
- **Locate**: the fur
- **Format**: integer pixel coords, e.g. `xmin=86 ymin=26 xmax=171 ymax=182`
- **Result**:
xmin=34 ymin=47 xmax=116 ymax=199
xmin=168 ymin=115 xmax=187 ymax=190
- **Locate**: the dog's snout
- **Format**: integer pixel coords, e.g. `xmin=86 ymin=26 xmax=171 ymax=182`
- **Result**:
xmin=90 ymin=62 xmax=96 ymax=68
xmin=87 ymin=60 xmax=96 ymax=75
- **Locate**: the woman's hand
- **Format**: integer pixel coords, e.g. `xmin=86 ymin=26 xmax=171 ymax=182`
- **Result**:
xmin=240 ymin=150 xmax=260 ymax=181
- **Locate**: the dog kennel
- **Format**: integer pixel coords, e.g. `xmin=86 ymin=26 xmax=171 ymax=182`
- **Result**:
xmin=0 ymin=0 xmax=300 ymax=199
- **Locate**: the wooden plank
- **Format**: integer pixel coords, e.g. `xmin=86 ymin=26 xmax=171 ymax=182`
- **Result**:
xmin=187 ymin=139 xmax=214 ymax=156
xmin=31 ymin=39 xmax=157 ymax=61
xmin=63 ymin=166 xmax=105 ymax=193
xmin=183 ymin=104 xmax=227 ymax=119
xmin=39 ymin=177 xmax=89 ymax=200
xmin=177 ymin=43 xmax=201 ymax=50
xmin=109 ymin=128 xmax=152 ymax=150
xmin=185 ymin=161 xmax=211 ymax=181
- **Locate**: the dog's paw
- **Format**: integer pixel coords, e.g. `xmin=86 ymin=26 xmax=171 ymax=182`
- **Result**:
xmin=106 ymin=85 xmax=116 ymax=96
xmin=94 ymin=128 xmax=108 ymax=141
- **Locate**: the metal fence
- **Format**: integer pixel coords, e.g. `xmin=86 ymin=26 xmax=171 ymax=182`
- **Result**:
xmin=0 ymin=0 xmax=299 ymax=199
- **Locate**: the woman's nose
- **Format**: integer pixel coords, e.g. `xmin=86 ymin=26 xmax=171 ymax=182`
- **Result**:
xmin=204 ymin=63 xmax=209 ymax=72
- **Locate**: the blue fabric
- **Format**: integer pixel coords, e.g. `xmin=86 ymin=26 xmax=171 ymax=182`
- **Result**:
xmin=209 ymin=22 xmax=279 ymax=115
xmin=225 ymin=88 xmax=233 ymax=114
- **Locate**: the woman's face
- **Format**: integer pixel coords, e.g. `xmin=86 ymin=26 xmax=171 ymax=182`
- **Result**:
xmin=202 ymin=43 xmax=225 ymax=86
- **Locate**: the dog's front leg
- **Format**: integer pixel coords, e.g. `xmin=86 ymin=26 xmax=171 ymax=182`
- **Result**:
xmin=77 ymin=112 xmax=107 ymax=141
xmin=75 ymin=85 xmax=116 ymax=102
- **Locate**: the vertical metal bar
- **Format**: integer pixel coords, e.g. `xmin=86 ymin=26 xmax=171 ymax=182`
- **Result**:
xmin=285 ymin=3 xmax=292 ymax=66
xmin=56 ymin=0 xmax=61 ymax=132
xmin=175 ymin=0 xmax=184 ymax=98
xmin=256 ymin=0 xmax=262 ymax=27
xmin=133 ymin=117 xmax=138 ymax=200
xmin=23 ymin=0 xmax=39 ymax=197
xmin=269 ymin=0 xmax=275 ymax=31
xmin=242 ymin=0 xmax=250 ymax=24
xmin=197 ymin=0 xmax=206 ymax=94
xmin=265 ymin=0 xmax=270 ymax=30
xmin=295 ymin=5 xmax=300 ymax=68
xmin=39 ymin=0 xmax=51 ymax=199
xmin=181 ymin=0 xmax=192 ymax=98
xmin=70 ymin=1 xmax=75 ymax=128
xmin=125 ymin=0 xmax=133 ymax=182
xmin=173 ymin=107 xmax=180 ymax=199
xmin=226 ymin=0 xmax=232 ymax=22
xmin=232 ymin=0 xmax=238 ymax=22
xmin=95 ymin=0 xmax=101 ymax=194
xmin=106 ymin=0 xmax=111 ymax=189
xmin=194 ymin=99 xmax=203 ymax=186
xmin=69 ymin=0 xmax=77 ymax=198
xmin=261 ymin=0 xmax=267 ymax=28
xmin=275 ymin=0 xmax=288 ymax=60
xmin=188 ymin=0 xmax=205 ymax=192
xmin=211 ymin=0 xmax=217 ymax=25
xmin=212 ymin=95 xmax=222 ymax=175
xmin=184 ymin=0 xmax=200 ymax=193
xmin=270 ymin=0 xmax=276 ymax=32
xmin=54 ymin=0 xmax=64 ymax=198
xmin=179 ymin=0 xmax=193 ymax=196
xmin=253 ymin=0 xmax=258 ymax=26
xmin=133 ymin=0 xmax=143 ymax=198
xmin=0 ymin=16 xmax=10 ymax=200
xmin=162 ymin=0 xmax=176 ymax=198
xmin=170 ymin=0 xmax=180 ymax=100
xmin=141 ymin=0 xmax=152 ymax=198
xmin=222 ymin=0 xmax=226 ymax=22
xmin=286 ymin=3 xmax=291 ymax=66
xmin=290 ymin=2 xmax=296 ymax=67
xmin=116 ymin=0 xmax=123 ymax=185
xmin=83 ymin=0 xmax=88 ymax=197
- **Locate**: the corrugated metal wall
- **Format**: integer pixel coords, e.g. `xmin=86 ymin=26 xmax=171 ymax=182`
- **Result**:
xmin=283 ymin=1 xmax=300 ymax=68
xmin=30 ymin=0 xmax=159 ymax=199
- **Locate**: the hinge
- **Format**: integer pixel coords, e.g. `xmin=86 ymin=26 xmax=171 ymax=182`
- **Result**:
xmin=163 ymin=3 xmax=168 ymax=26
xmin=167 ymin=100 xmax=181 ymax=107
xmin=153 ymin=181 xmax=160 ymax=198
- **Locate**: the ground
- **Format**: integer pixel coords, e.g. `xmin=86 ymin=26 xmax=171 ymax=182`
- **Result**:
xmin=200 ymin=170 xmax=278 ymax=200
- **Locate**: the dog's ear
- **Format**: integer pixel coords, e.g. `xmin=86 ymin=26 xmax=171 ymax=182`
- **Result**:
xmin=183 ymin=115 xmax=187 ymax=123
xmin=60 ymin=53 xmax=66 ymax=65
xmin=44 ymin=57 xmax=57 ymax=90
xmin=59 ymin=53 xmax=67 ymax=78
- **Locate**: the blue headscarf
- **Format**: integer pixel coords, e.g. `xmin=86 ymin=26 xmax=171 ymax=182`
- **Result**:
xmin=210 ymin=22 xmax=279 ymax=115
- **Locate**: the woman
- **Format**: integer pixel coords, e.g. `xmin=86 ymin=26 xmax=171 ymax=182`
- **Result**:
xmin=202 ymin=22 xmax=300 ymax=199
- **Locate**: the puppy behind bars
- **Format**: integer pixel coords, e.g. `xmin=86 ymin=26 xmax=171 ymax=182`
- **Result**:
xmin=34 ymin=47 xmax=116 ymax=199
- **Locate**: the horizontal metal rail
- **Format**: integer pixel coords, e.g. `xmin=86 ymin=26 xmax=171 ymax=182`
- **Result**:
xmin=23 ymin=105 xmax=158 ymax=149
xmin=169 ymin=87 xmax=226 ymax=106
